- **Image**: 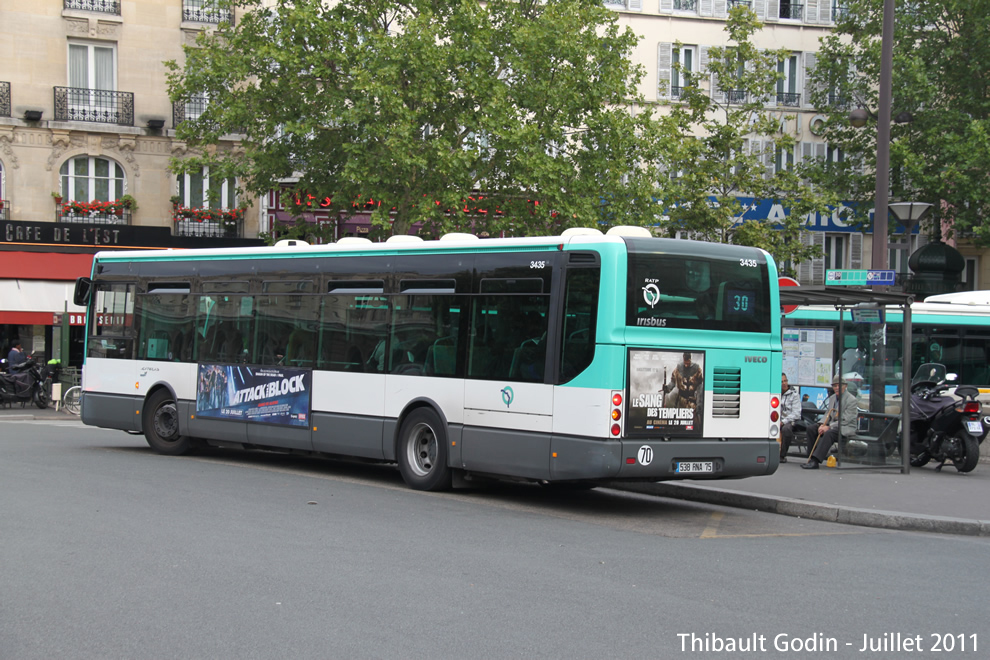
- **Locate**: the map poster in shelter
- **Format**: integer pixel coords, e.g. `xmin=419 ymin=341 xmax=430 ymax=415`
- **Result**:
xmin=196 ymin=364 xmax=311 ymax=427
xmin=627 ymin=349 xmax=705 ymax=437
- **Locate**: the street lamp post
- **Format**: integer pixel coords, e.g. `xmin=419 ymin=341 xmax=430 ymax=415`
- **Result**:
xmin=872 ymin=0 xmax=896 ymax=275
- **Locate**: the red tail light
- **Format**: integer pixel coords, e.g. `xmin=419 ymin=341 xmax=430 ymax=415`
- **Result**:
xmin=612 ymin=393 xmax=623 ymax=406
xmin=770 ymin=396 xmax=780 ymax=408
xmin=963 ymin=401 xmax=981 ymax=414
xmin=770 ymin=411 xmax=779 ymax=422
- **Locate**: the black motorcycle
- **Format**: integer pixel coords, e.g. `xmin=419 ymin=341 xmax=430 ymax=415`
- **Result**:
xmin=908 ymin=363 xmax=988 ymax=473
xmin=0 ymin=357 xmax=51 ymax=409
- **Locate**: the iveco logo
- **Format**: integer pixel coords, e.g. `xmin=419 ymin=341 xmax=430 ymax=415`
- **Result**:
xmin=744 ymin=356 xmax=768 ymax=363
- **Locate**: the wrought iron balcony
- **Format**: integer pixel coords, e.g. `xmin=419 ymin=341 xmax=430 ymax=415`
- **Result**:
xmin=776 ymin=91 xmax=802 ymax=107
xmin=0 ymin=82 xmax=9 ymax=117
xmin=828 ymin=93 xmax=850 ymax=108
xmin=727 ymin=0 xmax=751 ymax=7
xmin=726 ymin=89 xmax=748 ymax=104
xmin=780 ymin=3 xmax=804 ymax=20
xmin=670 ymin=85 xmax=684 ymax=100
xmin=64 ymin=0 xmax=120 ymax=15
xmin=674 ymin=0 xmax=697 ymax=10
xmin=172 ymin=96 xmax=208 ymax=127
xmin=0 ymin=200 xmax=9 ymax=221
xmin=173 ymin=217 xmax=244 ymax=239
xmin=182 ymin=0 xmax=233 ymax=25
xmin=54 ymin=87 xmax=134 ymax=126
xmin=56 ymin=208 xmax=132 ymax=225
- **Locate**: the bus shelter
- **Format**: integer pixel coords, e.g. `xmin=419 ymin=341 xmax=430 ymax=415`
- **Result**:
xmin=779 ymin=287 xmax=915 ymax=473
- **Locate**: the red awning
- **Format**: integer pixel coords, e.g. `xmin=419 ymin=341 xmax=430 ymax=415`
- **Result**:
xmin=0 ymin=252 xmax=94 ymax=281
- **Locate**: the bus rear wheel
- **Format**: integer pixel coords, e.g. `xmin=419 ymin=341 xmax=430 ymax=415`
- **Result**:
xmin=397 ymin=408 xmax=451 ymax=491
xmin=143 ymin=389 xmax=192 ymax=456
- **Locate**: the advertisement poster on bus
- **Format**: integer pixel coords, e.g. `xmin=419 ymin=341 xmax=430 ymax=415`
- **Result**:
xmin=627 ymin=349 xmax=705 ymax=437
xmin=196 ymin=364 xmax=311 ymax=427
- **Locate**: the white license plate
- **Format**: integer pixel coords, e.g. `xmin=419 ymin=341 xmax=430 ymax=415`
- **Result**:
xmin=966 ymin=421 xmax=983 ymax=434
xmin=675 ymin=461 xmax=714 ymax=474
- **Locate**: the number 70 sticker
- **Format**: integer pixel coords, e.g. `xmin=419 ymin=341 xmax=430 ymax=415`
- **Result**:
xmin=638 ymin=445 xmax=654 ymax=466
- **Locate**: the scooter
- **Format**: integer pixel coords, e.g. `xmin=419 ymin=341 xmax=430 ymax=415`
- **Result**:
xmin=0 ymin=356 xmax=51 ymax=409
xmin=908 ymin=363 xmax=988 ymax=473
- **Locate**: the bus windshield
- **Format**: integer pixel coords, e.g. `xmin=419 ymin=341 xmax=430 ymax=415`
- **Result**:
xmin=626 ymin=243 xmax=771 ymax=333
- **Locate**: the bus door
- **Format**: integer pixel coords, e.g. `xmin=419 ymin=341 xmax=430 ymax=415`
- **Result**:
xmin=462 ymin=262 xmax=558 ymax=480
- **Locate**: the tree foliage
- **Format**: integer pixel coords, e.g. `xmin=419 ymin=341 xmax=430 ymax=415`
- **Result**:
xmin=166 ymin=0 xmax=668 ymax=238
xmin=807 ymin=0 xmax=990 ymax=246
xmin=658 ymin=7 xmax=834 ymax=272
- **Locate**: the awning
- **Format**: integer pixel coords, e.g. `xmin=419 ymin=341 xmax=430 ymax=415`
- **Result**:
xmin=0 ymin=280 xmax=87 ymax=325
xmin=779 ymin=286 xmax=914 ymax=307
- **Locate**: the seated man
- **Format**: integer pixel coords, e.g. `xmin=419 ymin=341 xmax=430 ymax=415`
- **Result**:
xmin=802 ymin=375 xmax=858 ymax=469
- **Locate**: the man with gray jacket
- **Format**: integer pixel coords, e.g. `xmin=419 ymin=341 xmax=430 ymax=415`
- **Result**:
xmin=802 ymin=374 xmax=858 ymax=469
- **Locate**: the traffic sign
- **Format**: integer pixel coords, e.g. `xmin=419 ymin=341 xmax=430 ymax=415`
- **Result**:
xmin=778 ymin=276 xmax=800 ymax=314
xmin=825 ymin=269 xmax=896 ymax=286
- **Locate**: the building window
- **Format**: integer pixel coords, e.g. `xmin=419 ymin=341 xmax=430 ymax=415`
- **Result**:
xmin=780 ymin=0 xmax=804 ymax=20
xmin=177 ymin=167 xmax=237 ymax=209
xmin=777 ymin=54 xmax=801 ymax=107
xmin=775 ymin=146 xmax=794 ymax=174
xmin=672 ymin=46 xmax=696 ymax=100
xmin=824 ymin=234 xmax=846 ymax=270
xmin=68 ymin=41 xmax=116 ymax=96
xmin=60 ymin=156 xmax=126 ymax=203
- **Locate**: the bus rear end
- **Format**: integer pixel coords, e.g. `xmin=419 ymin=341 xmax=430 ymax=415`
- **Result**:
xmin=551 ymin=237 xmax=781 ymax=482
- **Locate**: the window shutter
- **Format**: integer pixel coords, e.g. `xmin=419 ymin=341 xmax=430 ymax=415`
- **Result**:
xmin=657 ymin=43 xmax=673 ymax=101
xmin=699 ymin=45 xmax=710 ymax=75
xmin=659 ymin=0 xmax=674 ymax=13
xmin=754 ymin=0 xmax=767 ymax=20
xmin=700 ymin=0 xmax=714 ymax=16
xmin=850 ymin=231 xmax=863 ymax=269
xmin=628 ymin=0 xmax=642 ymax=11
xmin=806 ymin=0 xmax=820 ymax=23
xmin=767 ymin=0 xmax=779 ymax=21
xmin=713 ymin=0 xmax=728 ymax=18
xmin=803 ymin=52 xmax=818 ymax=108
xmin=811 ymin=232 xmax=826 ymax=284
xmin=763 ymin=140 xmax=775 ymax=179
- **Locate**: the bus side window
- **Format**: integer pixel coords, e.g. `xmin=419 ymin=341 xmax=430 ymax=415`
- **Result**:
xmin=559 ymin=268 xmax=599 ymax=383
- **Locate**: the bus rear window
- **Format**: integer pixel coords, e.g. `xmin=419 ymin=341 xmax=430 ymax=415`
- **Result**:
xmin=626 ymin=252 xmax=770 ymax=333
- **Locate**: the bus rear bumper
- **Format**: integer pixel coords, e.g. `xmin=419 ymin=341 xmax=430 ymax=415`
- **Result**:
xmin=549 ymin=436 xmax=778 ymax=481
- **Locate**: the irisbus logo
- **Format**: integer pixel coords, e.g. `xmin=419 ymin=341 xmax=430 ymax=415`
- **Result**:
xmin=745 ymin=356 xmax=768 ymax=363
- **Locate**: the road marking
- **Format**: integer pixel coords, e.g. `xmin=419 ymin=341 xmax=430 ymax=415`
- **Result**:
xmin=700 ymin=512 xmax=724 ymax=538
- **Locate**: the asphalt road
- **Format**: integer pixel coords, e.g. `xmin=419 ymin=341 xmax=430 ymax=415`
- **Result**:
xmin=3 ymin=418 xmax=989 ymax=659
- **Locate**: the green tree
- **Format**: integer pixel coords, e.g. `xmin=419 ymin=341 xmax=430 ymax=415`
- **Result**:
xmin=806 ymin=0 xmax=990 ymax=246
xmin=166 ymin=0 xmax=671 ymax=238
xmin=657 ymin=7 xmax=834 ymax=273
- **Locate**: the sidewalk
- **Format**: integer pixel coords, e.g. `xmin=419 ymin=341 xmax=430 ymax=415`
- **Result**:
xmin=617 ymin=456 xmax=990 ymax=537
xmin=5 ymin=404 xmax=989 ymax=536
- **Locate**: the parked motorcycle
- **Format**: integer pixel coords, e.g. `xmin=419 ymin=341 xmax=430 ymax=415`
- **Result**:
xmin=0 ymin=357 xmax=51 ymax=409
xmin=908 ymin=363 xmax=988 ymax=473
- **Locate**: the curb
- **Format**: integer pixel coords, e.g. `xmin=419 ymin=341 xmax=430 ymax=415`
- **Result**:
xmin=612 ymin=482 xmax=990 ymax=537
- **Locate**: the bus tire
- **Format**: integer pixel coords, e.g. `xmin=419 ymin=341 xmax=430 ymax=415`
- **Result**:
xmin=397 ymin=408 xmax=452 ymax=491
xmin=143 ymin=389 xmax=192 ymax=456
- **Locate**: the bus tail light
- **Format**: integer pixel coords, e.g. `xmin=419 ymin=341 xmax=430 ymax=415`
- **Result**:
xmin=610 ymin=391 xmax=624 ymax=437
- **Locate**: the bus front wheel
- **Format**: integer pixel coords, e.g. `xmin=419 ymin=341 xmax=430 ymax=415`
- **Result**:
xmin=397 ymin=408 xmax=452 ymax=491
xmin=143 ymin=390 xmax=192 ymax=456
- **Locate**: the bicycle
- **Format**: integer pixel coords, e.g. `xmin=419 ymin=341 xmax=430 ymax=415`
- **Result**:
xmin=62 ymin=385 xmax=82 ymax=415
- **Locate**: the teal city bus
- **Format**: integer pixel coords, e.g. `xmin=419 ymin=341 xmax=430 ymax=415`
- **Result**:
xmin=73 ymin=227 xmax=783 ymax=490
